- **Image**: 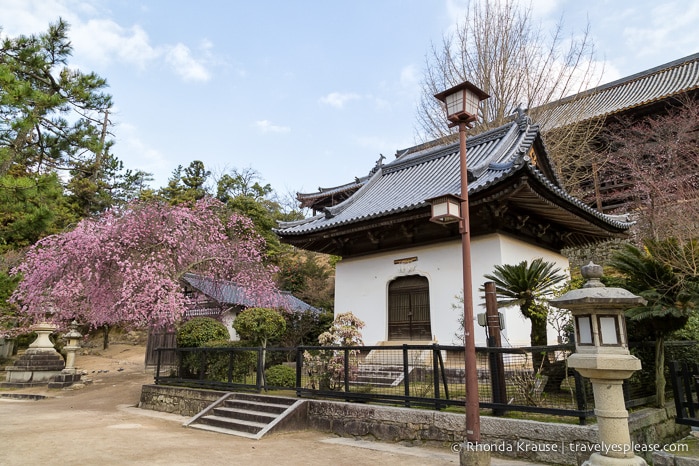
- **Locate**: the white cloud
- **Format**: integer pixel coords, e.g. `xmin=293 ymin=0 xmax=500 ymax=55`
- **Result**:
xmin=528 ymin=0 xmax=563 ymax=18
xmin=399 ymin=64 xmax=421 ymax=92
xmin=0 ymin=0 xmax=215 ymax=83
xmin=319 ymin=92 xmax=362 ymax=109
xmin=165 ymin=43 xmax=211 ymax=82
xmin=113 ymin=122 xmax=169 ymax=186
xmin=254 ymin=120 xmax=291 ymax=134
xmin=621 ymin=3 xmax=699 ymax=58
xmin=0 ymin=0 xmax=78 ymax=36
xmin=72 ymin=19 xmax=159 ymax=69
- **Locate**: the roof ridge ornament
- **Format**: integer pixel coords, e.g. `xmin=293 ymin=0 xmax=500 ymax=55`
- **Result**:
xmin=513 ymin=104 xmax=530 ymax=129
xmin=369 ymin=154 xmax=386 ymax=176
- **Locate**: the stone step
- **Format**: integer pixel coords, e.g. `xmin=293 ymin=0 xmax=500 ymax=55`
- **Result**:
xmin=226 ymin=393 xmax=295 ymax=406
xmin=212 ymin=406 xmax=278 ymax=424
xmin=188 ymin=422 xmax=259 ymax=439
xmin=187 ymin=392 xmax=301 ymax=440
xmin=197 ymin=414 xmax=267 ymax=434
xmin=222 ymin=398 xmax=292 ymax=414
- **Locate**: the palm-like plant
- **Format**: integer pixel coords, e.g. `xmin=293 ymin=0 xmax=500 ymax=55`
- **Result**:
xmin=609 ymin=241 xmax=699 ymax=407
xmin=484 ymin=258 xmax=567 ymax=370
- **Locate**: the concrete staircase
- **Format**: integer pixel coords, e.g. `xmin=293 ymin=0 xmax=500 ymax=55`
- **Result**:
xmin=185 ymin=392 xmax=304 ymax=439
xmin=353 ymin=364 xmax=411 ymax=387
xmin=353 ymin=342 xmax=442 ymax=387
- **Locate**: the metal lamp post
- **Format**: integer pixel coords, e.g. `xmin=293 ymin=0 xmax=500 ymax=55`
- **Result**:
xmin=433 ymin=81 xmax=489 ymax=457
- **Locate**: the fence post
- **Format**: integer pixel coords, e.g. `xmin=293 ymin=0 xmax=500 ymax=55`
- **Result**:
xmin=227 ymin=348 xmax=234 ymax=384
xmin=432 ymin=344 xmax=441 ymax=409
xmin=403 ymin=344 xmax=410 ymax=407
xmin=199 ymin=349 xmax=206 ymax=380
xmin=296 ymin=347 xmax=303 ymax=394
xmin=344 ymin=347 xmax=350 ymax=400
xmin=256 ymin=347 xmax=263 ymax=392
xmin=155 ymin=348 xmax=161 ymax=384
xmin=670 ymin=361 xmax=685 ymax=421
xmin=438 ymin=347 xmax=450 ymax=402
xmin=573 ymin=369 xmax=588 ymax=425
xmin=485 ymin=281 xmax=507 ymax=415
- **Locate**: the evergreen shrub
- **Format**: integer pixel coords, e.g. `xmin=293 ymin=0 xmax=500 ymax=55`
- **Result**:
xmin=264 ymin=364 xmax=295 ymax=387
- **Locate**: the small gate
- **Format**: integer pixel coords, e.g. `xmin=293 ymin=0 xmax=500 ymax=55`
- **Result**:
xmin=669 ymin=361 xmax=699 ymax=427
xmin=145 ymin=330 xmax=176 ymax=367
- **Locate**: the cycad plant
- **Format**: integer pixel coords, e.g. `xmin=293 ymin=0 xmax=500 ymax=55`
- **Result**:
xmin=484 ymin=258 xmax=567 ymax=371
xmin=609 ymin=241 xmax=699 ymax=407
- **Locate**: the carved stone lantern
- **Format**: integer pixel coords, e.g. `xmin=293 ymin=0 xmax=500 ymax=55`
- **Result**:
xmin=63 ymin=320 xmax=82 ymax=373
xmin=549 ymin=262 xmax=648 ymax=466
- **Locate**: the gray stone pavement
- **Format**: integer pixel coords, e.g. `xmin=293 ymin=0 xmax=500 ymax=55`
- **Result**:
xmin=0 ymin=346 xmax=548 ymax=466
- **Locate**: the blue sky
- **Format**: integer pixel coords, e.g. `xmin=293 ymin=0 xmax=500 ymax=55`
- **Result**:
xmin=2 ymin=0 xmax=699 ymax=200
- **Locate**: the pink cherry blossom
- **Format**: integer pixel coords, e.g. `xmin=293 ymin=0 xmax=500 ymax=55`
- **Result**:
xmin=11 ymin=198 xmax=283 ymax=332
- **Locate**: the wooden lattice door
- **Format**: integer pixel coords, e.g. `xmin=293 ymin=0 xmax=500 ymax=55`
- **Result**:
xmin=388 ymin=275 xmax=432 ymax=341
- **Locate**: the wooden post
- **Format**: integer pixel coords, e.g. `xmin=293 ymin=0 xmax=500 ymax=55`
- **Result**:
xmin=485 ymin=281 xmax=507 ymax=415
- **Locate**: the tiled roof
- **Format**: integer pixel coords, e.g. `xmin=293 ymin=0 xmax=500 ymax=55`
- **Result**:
xmin=276 ymin=116 xmax=631 ymax=237
xmin=182 ymin=273 xmax=320 ymax=313
xmin=536 ymin=52 xmax=699 ymax=130
xmin=297 ymin=177 xmax=367 ymax=201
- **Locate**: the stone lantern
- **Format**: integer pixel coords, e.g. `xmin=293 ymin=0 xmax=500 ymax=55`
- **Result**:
xmin=63 ymin=320 xmax=82 ymax=373
xmin=549 ymin=262 xmax=647 ymax=466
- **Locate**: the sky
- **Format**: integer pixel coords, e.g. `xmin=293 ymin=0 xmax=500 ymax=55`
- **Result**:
xmin=2 ymin=0 xmax=699 ymax=200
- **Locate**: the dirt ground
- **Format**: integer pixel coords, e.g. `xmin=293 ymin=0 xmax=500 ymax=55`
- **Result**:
xmin=0 ymin=344 xmax=542 ymax=466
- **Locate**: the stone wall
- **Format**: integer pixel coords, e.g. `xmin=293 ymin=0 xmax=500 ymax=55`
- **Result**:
xmin=139 ymin=384 xmax=225 ymax=417
xmin=629 ymin=404 xmax=692 ymax=462
xmin=306 ymin=400 xmax=598 ymax=465
xmin=139 ymin=384 xmax=689 ymax=465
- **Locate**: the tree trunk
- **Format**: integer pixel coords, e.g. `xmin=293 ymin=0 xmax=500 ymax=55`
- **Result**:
xmin=102 ymin=324 xmax=110 ymax=350
xmin=261 ymin=338 xmax=267 ymax=390
xmin=655 ymin=336 xmax=665 ymax=408
xmin=529 ymin=313 xmax=549 ymax=372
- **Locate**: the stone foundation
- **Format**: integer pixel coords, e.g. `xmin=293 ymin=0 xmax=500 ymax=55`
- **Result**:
xmin=139 ymin=385 xmax=227 ymax=417
xmin=2 ymin=349 xmax=65 ymax=387
xmin=139 ymin=384 xmax=690 ymax=465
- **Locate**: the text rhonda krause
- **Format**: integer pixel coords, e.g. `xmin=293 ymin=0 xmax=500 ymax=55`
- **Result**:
xmin=454 ymin=441 xmax=689 ymax=454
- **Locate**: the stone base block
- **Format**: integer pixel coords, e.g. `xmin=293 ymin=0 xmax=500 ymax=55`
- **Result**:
xmin=0 ymin=381 xmax=48 ymax=389
xmin=47 ymin=372 xmax=83 ymax=389
xmin=584 ymin=452 xmax=648 ymax=466
xmin=459 ymin=448 xmax=491 ymax=466
xmin=5 ymin=369 xmax=62 ymax=383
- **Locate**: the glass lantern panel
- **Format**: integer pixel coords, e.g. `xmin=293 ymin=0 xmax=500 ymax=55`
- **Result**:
xmin=445 ymin=92 xmax=464 ymax=116
xmin=464 ymin=90 xmax=480 ymax=115
xmin=577 ymin=316 xmax=593 ymax=344
xmin=599 ymin=316 xmax=619 ymax=345
xmin=432 ymin=202 xmax=448 ymax=217
xmin=447 ymin=198 xmax=460 ymax=216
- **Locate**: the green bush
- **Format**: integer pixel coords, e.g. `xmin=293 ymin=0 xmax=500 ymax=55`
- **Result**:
xmin=200 ymin=340 xmax=257 ymax=383
xmin=176 ymin=317 xmax=228 ymax=348
xmin=264 ymin=364 xmax=295 ymax=387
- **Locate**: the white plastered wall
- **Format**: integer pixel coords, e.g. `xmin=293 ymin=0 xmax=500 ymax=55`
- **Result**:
xmin=333 ymin=233 xmax=570 ymax=347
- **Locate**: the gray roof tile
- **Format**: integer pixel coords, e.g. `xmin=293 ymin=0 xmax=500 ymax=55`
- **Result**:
xmin=537 ymin=52 xmax=699 ymax=130
xmin=276 ymin=116 xmax=631 ymax=236
xmin=182 ymin=273 xmax=320 ymax=313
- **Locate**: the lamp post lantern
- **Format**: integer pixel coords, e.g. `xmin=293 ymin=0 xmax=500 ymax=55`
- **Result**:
xmin=433 ymin=81 xmax=489 ymax=455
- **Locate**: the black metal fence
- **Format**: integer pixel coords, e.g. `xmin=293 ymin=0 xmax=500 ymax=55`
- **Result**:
xmin=155 ymin=344 xmax=593 ymax=421
xmin=152 ymin=341 xmax=697 ymax=424
xmin=669 ymin=361 xmax=699 ymax=427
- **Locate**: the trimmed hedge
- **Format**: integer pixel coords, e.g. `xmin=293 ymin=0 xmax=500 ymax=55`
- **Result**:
xmin=264 ymin=364 xmax=295 ymax=387
xmin=176 ymin=317 xmax=228 ymax=348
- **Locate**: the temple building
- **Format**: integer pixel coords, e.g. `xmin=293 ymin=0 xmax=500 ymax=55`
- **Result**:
xmin=275 ymin=113 xmax=631 ymax=346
